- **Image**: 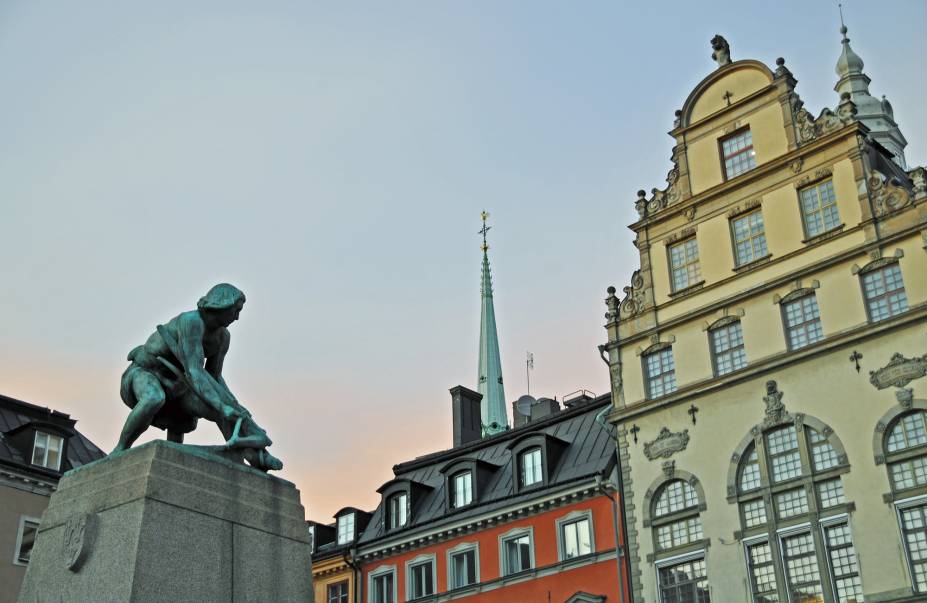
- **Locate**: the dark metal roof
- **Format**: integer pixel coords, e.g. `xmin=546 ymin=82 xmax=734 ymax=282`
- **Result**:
xmin=0 ymin=393 xmax=106 ymax=476
xmin=357 ymin=394 xmax=615 ymax=547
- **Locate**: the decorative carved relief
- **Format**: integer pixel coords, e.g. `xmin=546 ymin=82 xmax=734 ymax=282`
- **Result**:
xmin=64 ymin=513 xmax=97 ymax=572
xmin=795 ymin=167 xmax=833 ymax=188
xmin=869 ymin=353 xmax=927 ymax=389
xmin=869 ymin=172 xmax=913 ymax=217
xmin=665 ymin=226 xmax=697 ymax=245
xmin=661 ymin=460 xmax=676 ymax=478
xmin=909 ymin=167 xmax=927 ymax=200
xmin=619 ymin=270 xmax=647 ymax=318
xmin=728 ymin=199 xmax=761 ymax=218
xmin=633 ymin=162 xmax=683 ymax=219
xmin=684 ymin=207 xmax=697 ymax=222
xmin=761 ymin=380 xmax=791 ymax=429
xmin=644 ymin=427 xmax=690 ymax=461
xmin=789 ymin=158 xmax=804 ymax=174
xmin=793 ymin=94 xmax=857 ymax=145
xmin=710 ymin=35 xmax=732 ymax=68
xmin=898 ymin=388 xmax=914 ymax=409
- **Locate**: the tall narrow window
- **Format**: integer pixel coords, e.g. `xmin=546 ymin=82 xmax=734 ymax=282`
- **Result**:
xmin=643 ymin=347 xmax=677 ymax=399
xmin=14 ymin=518 xmax=39 ymax=565
xmin=899 ymin=503 xmax=927 ymax=593
xmin=799 ymin=179 xmax=840 ymax=237
xmin=884 ymin=409 xmax=927 ymax=593
xmin=387 ymin=493 xmax=407 ymax=530
xmin=327 ymin=581 xmax=349 ymax=603
xmin=657 ymin=556 xmax=711 ymax=603
xmin=500 ymin=531 xmax=533 ymax=575
xmin=781 ymin=531 xmax=824 ymax=601
xmin=337 ymin=513 xmax=355 ymax=545
xmin=668 ymin=238 xmax=701 ymax=292
xmin=453 ymin=472 xmax=473 ymax=508
xmin=861 ymin=263 xmax=908 ymax=323
xmin=32 ymin=431 xmax=63 ymax=471
xmin=709 ymin=320 xmax=746 ymax=376
xmin=520 ymin=448 xmax=543 ymax=488
xmin=746 ymin=540 xmax=779 ymax=602
xmin=448 ymin=545 xmax=478 ymax=589
xmin=407 ymin=558 xmax=435 ymax=600
xmin=731 ymin=210 xmax=768 ymax=266
xmin=370 ymin=569 xmax=395 ymax=603
xmin=782 ymin=292 xmax=823 ymax=350
xmin=559 ymin=515 xmax=593 ymax=560
xmin=823 ymin=522 xmax=864 ymax=602
xmin=721 ymin=128 xmax=756 ymax=179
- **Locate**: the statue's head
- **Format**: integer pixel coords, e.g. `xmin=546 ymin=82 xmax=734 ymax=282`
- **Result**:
xmin=198 ymin=283 xmax=246 ymax=326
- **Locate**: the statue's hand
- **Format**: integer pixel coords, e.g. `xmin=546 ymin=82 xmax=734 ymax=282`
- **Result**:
xmin=221 ymin=405 xmax=242 ymax=422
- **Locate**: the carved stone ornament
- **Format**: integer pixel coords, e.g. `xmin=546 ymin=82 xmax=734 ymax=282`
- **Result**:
xmin=644 ymin=427 xmax=691 ymax=461
xmin=793 ymin=93 xmax=857 ymax=145
xmin=869 ymin=353 xmax=927 ymax=390
xmin=898 ymin=388 xmax=914 ymax=409
xmin=789 ymin=158 xmax=804 ymax=174
xmin=761 ymin=380 xmax=791 ymax=429
xmin=869 ymin=172 xmax=913 ymax=217
xmin=619 ymin=270 xmax=647 ymax=318
xmin=64 ymin=513 xmax=97 ymax=572
xmin=661 ymin=460 xmax=676 ymax=478
xmin=909 ymin=167 xmax=927 ymax=200
xmin=710 ymin=35 xmax=731 ymax=67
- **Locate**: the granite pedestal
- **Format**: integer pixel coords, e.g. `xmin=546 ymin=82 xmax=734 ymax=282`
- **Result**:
xmin=18 ymin=440 xmax=313 ymax=602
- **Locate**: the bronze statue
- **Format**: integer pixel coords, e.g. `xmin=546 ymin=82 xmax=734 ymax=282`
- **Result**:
xmin=112 ymin=284 xmax=282 ymax=471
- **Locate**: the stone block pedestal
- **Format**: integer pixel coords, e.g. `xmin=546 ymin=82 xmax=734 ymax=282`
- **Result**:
xmin=18 ymin=440 xmax=312 ymax=602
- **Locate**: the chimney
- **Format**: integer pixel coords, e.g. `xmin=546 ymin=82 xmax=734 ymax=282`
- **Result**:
xmin=450 ymin=386 xmax=483 ymax=447
xmin=530 ymin=398 xmax=560 ymax=421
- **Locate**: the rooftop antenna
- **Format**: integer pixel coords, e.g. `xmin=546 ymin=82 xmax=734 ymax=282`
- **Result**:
xmin=526 ymin=351 xmax=534 ymax=395
xmin=838 ymin=2 xmax=845 ymax=29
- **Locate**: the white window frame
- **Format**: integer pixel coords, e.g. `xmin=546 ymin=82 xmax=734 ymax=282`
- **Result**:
xmin=404 ymin=553 xmax=437 ymax=601
xmin=498 ymin=526 xmax=534 ymax=577
xmin=12 ymin=515 xmax=40 ymax=567
xmin=555 ymin=509 xmax=595 ymax=561
xmin=388 ymin=492 xmax=408 ymax=530
xmin=367 ymin=564 xmax=397 ymax=603
xmin=520 ymin=448 xmax=543 ymax=488
xmin=453 ymin=471 xmax=473 ymax=508
xmin=446 ymin=541 xmax=480 ymax=590
xmin=653 ymin=549 xmax=709 ymax=603
xmin=32 ymin=431 xmax=63 ymax=471
xmin=337 ymin=512 xmax=355 ymax=545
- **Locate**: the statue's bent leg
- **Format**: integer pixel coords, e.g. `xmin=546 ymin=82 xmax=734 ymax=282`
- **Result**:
xmin=112 ymin=371 xmax=166 ymax=453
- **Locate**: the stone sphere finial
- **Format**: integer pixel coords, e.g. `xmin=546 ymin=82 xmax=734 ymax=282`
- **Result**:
xmin=776 ymin=57 xmax=785 ymax=66
xmin=637 ymin=190 xmax=647 ymax=198
xmin=607 ymin=286 xmax=617 ymax=296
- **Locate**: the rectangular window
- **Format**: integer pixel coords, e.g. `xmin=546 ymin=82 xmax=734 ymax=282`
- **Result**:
xmin=823 ymin=522 xmax=864 ymax=602
xmin=741 ymin=499 xmax=767 ymax=528
xmin=746 ymin=541 xmax=778 ymax=603
xmin=890 ymin=457 xmax=927 ymax=491
xmin=862 ymin=263 xmax=908 ymax=323
xmin=775 ymin=488 xmax=810 ymax=519
xmin=888 ymin=413 xmax=927 ymax=452
xmin=668 ymin=238 xmax=701 ymax=292
xmin=657 ymin=556 xmax=710 ymax=603
xmin=408 ymin=559 xmax=435 ymax=600
xmin=781 ymin=531 xmax=824 ymax=602
xmin=782 ymin=293 xmax=824 ymax=350
xmin=731 ymin=210 xmax=768 ymax=266
xmin=337 ymin=513 xmax=355 ymax=545
xmin=710 ymin=321 xmax=747 ymax=376
xmin=644 ymin=347 xmax=677 ymax=399
xmin=767 ymin=427 xmax=802 ymax=483
xmin=449 ymin=547 xmax=477 ymax=589
xmin=453 ymin=472 xmax=473 ymax=508
xmin=560 ymin=517 xmax=592 ymax=559
xmin=809 ymin=430 xmax=839 ymax=472
xmin=816 ymin=479 xmax=846 ymax=509
xmin=502 ymin=533 xmax=533 ymax=575
xmin=371 ymin=571 xmax=394 ymax=603
xmin=900 ymin=503 xmax=927 ymax=593
xmin=32 ymin=431 xmax=63 ymax=471
xmin=14 ymin=518 xmax=39 ymax=565
xmin=799 ymin=179 xmax=840 ymax=237
xmin=521 ymin=449 xmax=542 ymax=487
xmin=388 ymin=493 xmax=407 ymax=529
xmin=721 ymin=128 xmax=757 ymax=179
xmin=327 ymin=581 xmax=349 ymax=603
xmin=656 ymin=517 xmax=704 ymax=551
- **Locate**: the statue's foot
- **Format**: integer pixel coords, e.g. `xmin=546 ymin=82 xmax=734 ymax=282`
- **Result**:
xmin=254 ymin=449 xmax=283 ymax=471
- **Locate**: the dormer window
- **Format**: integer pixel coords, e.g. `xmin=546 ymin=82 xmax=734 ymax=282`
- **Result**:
xmin=452 ymin=471 xmax=473 ymax=508
xmin=387 ymin=492 xmax=408 ymax=530
xmin=720 ymin=127 xmax=756 ymax=179
xmin=32 ymin=431 xmax=63 ymax=470
xmin=337 ymin=512 xmax=355 ymax=545
xmin=520 ymin=448 xmax=543 ymax=488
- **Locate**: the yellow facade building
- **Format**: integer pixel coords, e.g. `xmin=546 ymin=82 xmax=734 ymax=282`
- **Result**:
xmin=604 ymin=31 xmax=926 ymax=602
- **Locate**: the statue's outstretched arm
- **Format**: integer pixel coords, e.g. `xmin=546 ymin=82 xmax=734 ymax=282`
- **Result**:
xmin=168 ymin=317 xmax=239 ymax=420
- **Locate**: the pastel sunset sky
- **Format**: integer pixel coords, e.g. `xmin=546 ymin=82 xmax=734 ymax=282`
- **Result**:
xmin=2 ymin=1 xmax=925 ymax=521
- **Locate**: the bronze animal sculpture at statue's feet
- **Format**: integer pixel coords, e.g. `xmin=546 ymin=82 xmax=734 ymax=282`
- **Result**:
xmin=111 ymin=283 xmax=283 ymax=471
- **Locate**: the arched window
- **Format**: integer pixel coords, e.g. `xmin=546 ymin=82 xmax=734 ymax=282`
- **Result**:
xmin=728 ymin=383 xmax=862 ymax=603
xmin=652 ymin=480 xmax=703 ymax=552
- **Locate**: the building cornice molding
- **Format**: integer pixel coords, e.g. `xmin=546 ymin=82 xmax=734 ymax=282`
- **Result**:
xmin=0 ymin=467 xmax=57 ymax=496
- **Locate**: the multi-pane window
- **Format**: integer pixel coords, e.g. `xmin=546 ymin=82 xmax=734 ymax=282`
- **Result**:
xmin=886 ymin=411 xmax=927 ymax=492
xmin=653 ymin=480 xmax=703 ymax=552
xmin=644 ymin=347 xmax=677 ymax=399
xmin=14 ymin=518 xmax=39 ymax=564
xmin=781 ymin=531 xmax=824 ymax=602
xmin=327 ymin=581 xmax=348 ymax=603
xmin=370 ymin=570 xmax=394 ymax=603
xmin=453 ymin=472 xmax=473 ymax=508
xmin=560 ymin=517 xmax=592 ymax=559
xmin=337 ymin=513 xmax=355 ymax=545
xmin=824 ymin=522 xmax=864 ymax=602
xmin=746 ymin=541 xmax=779 ymax=603
xmin=32 ymin=431 xmax=63 ymax=471
xmin=388 ymin=493 xmax=407 ymax=530
xmin=862 ymin=263 xmax=908 ymax=323
xmin=709 ymin=320 xmax=747 ymax=376
xmin=799 ymin=179 xmax=841 ymax=237
xmin=408 ymin=559 xmax=435 ymax=600
xmin=657 ymin=556 xmax=711 ymax=603
xmin=899 ymin=503 xmax=927 ymax=593
xmin=741 ymin=499 xmax=767 ymax=528
xmin=816 ymin=479 xmax=846 ymax=509
xmin=732 ymin=211 xmax=768 ymax=266
xmin=809 ymin=429 xmax=839 ymax=472
xmin=782 ymin=293 xmax=824 ymax=350
xmin=740 ymin=448 xmax=762 ymax=492
xmin=501 ymin=532 xmax=533 ymax=575
xmin=669 ymin=238 xmax=702 ymax=292
xmin=767 ymin=427 xmax=802 ymax=483
xmin=520 ymin=448 xmax=543 ymax=488
xmin=775 ymin=488 xmax=810 ymax=519
xmin=449 ymin=547 xmax=477 ymax=589
xmin=721 ymin=128 xmax=757 ymax=179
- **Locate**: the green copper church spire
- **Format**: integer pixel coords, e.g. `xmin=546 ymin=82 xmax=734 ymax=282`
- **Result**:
xmin=477 ymin=211 xmax=508 ymax=436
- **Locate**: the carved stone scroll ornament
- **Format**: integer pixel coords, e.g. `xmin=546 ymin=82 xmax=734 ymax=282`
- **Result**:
xmin=761 ymin=380 xmax=791 ymax=429
xmin=619 ymin=270 xmax=646 ymax=317
xmin=869 ymin=172 xmax=913 ymax=217
xmin=793 ymin=93 xmax=857 ymax=145
xmin=644 ymin=427 xmax=691 ymax=460
xmin=869 ymin=353 xmax=927 ymax=390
